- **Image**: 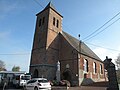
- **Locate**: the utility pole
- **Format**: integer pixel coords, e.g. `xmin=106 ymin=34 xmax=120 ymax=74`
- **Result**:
xmin=78 ymin=34 xmax=81 ymax=86
xmin=78 ymin=34 xmax=81 ymax=53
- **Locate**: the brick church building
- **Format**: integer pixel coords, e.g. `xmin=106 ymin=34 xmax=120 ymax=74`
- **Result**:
xmin=30 ymin=2 xmax=106 ymax=86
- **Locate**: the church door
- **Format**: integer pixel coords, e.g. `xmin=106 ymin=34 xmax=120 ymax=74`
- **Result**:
xmin=63 ymin=69 xmax=72 ymax=83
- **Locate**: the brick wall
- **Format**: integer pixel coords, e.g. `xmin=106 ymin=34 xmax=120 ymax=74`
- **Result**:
xmin=80 ymin=55 xmax=106 ymax=82
xmin=30 ymin=6 xmax=63 ymax=79
xmin=30 ymin=3 xmax=107 ymax=86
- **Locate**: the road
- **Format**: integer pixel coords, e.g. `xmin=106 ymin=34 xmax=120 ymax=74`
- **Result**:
xmin=4 ymin=89 xmax=22 ymax=90
xmin=3 ymin=86 xmax=120 ymax=90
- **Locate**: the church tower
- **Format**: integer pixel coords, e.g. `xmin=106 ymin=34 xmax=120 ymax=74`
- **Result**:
xmin=30 ymin=2 xmax=63 ymax=80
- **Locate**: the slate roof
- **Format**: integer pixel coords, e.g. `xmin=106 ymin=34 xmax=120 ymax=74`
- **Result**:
xmin=36 ymin=2 xmax=63 ymax=17
xmin=61 ymin=31 xmax=102 ymax=62
xmin=44 ymin=2 xmax=56 ymax=11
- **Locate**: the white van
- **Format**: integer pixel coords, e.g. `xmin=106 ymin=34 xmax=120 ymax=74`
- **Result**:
xmin=13 ymin=74 xmax=31 ymax=88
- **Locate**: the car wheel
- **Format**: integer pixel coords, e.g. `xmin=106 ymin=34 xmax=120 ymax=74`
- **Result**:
xmin=34 ymin=87 xmax=38 ymax=90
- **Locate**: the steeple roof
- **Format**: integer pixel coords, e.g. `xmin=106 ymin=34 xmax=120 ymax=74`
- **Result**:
xmin=44 ymin=1 xmax=56 ymax=10
xmin=36 ymin=2 xmax=63 ymax=17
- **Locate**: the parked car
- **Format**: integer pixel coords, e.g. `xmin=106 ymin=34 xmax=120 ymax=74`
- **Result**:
xmin=25 ymin=78 xmax=51 ymax=90
xmin=13 ymin=74 xmax=31 ymax=88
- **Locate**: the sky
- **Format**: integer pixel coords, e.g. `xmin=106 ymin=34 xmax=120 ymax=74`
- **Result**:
xmin=0 ymin=0 xmax=120 ymax=72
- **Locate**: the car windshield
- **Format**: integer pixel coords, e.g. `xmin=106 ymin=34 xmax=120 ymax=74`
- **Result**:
xmin=21 ymin=75 xmax=31 ymax=80
xmin=24 ymin=76 xmax=31 ymax=80
xmin=38 ymin=79 xmax=48 ymax=83
xmin=27 ymin=80 xmax=37 ymax=84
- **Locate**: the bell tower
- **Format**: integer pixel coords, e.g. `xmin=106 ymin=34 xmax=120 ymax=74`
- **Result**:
xmin=30 ymin=2 xmax=63 ymax=80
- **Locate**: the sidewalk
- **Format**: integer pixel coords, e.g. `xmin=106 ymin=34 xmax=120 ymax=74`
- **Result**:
xmin=52 ymin=86 xmax=107 ymax=90
xmin=3 ymin=86 xmax=108 ymax=90
xmin=69 ymin=86 xmax=107 ymax=90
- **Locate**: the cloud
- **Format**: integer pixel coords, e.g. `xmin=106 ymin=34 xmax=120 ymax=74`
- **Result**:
xmin=5 ymin=54 xmax=31 ymax=72
xmin=0 ymin=1 xmax=18 ymax=20
xmin=93 ymin=47 xmax=107 ymax=60
xmin=1 ymin=52 xmax=31 ymax=72
xmin=0 ymin=30 xmax=30 ymax=72
xmin=0 ymin=31 xmax=12 ymax=47
xmin=0 ymin=31 xmax=11 ymax=39
xmin=93 ymin=47 xmax=119 ymax=63
xmin=0 ymin=2 xmax=16 ymax=13
xmin=118 ymin=46 xmax=120 ymax=51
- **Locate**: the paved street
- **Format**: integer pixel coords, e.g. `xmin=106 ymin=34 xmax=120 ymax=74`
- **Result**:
xmin=4 ymin=86 xmax=107 ymax=90
xmin=4 ymin=89 xmax=22 ymax=90
xmin=69 ymin=86 xmax=107 ymax=90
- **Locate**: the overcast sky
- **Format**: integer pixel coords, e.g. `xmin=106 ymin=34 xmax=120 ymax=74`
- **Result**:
xmin=0 ymin=0 xmax=120 ymax=72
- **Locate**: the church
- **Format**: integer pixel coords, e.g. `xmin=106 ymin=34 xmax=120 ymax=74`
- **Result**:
xmin=29 ymin=2 xmax=107 ymax=86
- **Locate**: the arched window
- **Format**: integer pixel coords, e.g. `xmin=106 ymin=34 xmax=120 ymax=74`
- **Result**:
xmin=39 ymin=19 xmax=41 ymax=27
xmin=93 ymin=62 xmax=97 ymax=74
xmin=42 ymin=17 xmax=45 ymax=24
xmin=100 ymin=64 xmax=103 ymax=74
xmin=84 ymin=59 xmax=88 ymax=72
xmin=53 ymin=17 xmax=55 ymax=26
xmin=56 ymin=19 xmax=59 ymax=28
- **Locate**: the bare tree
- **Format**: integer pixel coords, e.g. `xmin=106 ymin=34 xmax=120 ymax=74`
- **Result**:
xmin=115 ymin=54 xmax=120 ymax=83
xmin=115 ymin=54 xmax=120 ymax=70
xmin=0 ymin=60 xmax=6 ymax=71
